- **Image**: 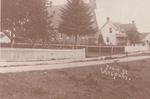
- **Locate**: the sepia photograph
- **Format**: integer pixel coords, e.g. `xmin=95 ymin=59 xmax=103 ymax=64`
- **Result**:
xmin=0 ymin=0 xmax=150 ymax=99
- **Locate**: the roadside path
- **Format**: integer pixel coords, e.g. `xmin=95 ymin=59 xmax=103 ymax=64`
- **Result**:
xmin=1 ymin=51 xmax=149 ymax=67
xmin=0 ymin=54 xmax=126 ymax=67
xmin=0 ymin=55 xmax=150 ymax=73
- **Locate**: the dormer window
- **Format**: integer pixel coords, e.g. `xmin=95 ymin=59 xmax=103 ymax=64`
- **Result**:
xmin=109 ymin=28 xmax=112 ymax=33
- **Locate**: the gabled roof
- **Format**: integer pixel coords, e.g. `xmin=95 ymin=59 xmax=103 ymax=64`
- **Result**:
xmin=139 ymin=33 xmax=150 ymax=41
xmin=1 ymin=31 xmax=11 ymax=39
xmin=2 ymin=30 xmax=15 ymax=39
xmin=112 ymin=22 xmax=121 ymax=29
xmin=112 ymin=22 xmax=136 ymax=32
xmin=119 ymin=24 xmax=136 ymax=32
xmin=0 ymin=32 xmax=11 ymax=43
xmin=100 ymin=22 xmax=121 ymax=32
xmin=100 ymin=20 xmax=136 ymax=33
xmin=0 ymin=32 xmax=6 ymax=38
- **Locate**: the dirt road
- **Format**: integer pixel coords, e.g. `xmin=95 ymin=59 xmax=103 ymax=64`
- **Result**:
xmin=0 ymin=55 xmax=150 ymax=73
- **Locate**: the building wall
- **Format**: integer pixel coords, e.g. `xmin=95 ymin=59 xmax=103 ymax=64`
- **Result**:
xmin=144 ymin=34 xmax=150 ymax=45
xmin=0 ymin=36 xmax=11 ymax=43
xmin=101 ymin=23 xmax=117 ymax=45
xmin=125 ymin=45 xmax=149 ymax=53
xmin=0 ymin=32 xmax=11 ymax=43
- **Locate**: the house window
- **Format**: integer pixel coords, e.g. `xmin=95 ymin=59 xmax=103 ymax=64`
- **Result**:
xmin=109 ymin=28 xmax=112 ymax=33
xmin=146 ymin=40 xmax=149 ymax=45
xmin=107 ymin=37 xmax=109 ymax=43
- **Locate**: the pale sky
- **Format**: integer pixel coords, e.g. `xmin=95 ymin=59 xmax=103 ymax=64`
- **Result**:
xmin=50 ymin=0 xmax=150 ymax=32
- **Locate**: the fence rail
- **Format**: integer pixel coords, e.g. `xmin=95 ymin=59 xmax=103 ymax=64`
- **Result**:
xmin=86 ymin=46 xmax=125 ymax=57
xmin=0 ymin=43 xmax=126 ymax=57
xmin=0 ymin=43 xmax=149 ymax=58
xmin=0 ymin=43 xmax=126 ymax=48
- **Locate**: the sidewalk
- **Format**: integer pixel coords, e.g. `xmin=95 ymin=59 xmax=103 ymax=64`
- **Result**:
xmin=0 ymin=54 xmax=125 ymax=67
xmin=0 ymin=55 xmax=150 ymax=73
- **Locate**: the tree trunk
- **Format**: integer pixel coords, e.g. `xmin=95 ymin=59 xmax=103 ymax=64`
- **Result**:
xmin=10 ymin=21 xmax=16 ymax=48
xmin=42 ymin=39 xmax=46 ymax=48
xmin=74 ymin=34 xmax=78 ymax=49
xmin=10 ymin=28 xmax=14 ymax=48
xmin=10 ymin=40 xmax=14 ymax=48
xmin=31 ymin=39 xmax=36 ymax=48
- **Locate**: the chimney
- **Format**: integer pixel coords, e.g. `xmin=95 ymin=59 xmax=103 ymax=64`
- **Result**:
xmin=89 ymin=0 xmax=96 ymax=9
xmin=132 ymin=20 xmax=135 ymax=24
xmin=107 ymin=17 xmax=110 ymax=22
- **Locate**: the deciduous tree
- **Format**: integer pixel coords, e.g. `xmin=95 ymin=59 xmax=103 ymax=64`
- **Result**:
xmin=2 ymin=0 xmax=55 ymax=47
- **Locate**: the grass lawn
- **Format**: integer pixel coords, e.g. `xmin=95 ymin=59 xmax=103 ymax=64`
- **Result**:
xmin=0 ymin=59 xmax=150 ymax=99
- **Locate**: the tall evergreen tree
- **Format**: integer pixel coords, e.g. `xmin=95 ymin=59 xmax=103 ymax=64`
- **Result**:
xmin=59 ymin=0 xmax=97 ymax=48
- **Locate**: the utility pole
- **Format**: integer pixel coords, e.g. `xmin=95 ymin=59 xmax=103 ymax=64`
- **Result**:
xmin=0 ymin=0 xmax=1 ymax=32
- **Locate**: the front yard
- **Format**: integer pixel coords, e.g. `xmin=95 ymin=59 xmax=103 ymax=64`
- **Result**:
xmin=0 ymin=58 xmax=150 ymax=99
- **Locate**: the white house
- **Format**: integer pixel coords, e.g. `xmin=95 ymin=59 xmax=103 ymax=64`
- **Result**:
xmin=99 ymin=17 xmax=136 ymax=45
xmin=0 ymin=32 xmax=11 ymax=43
xmin=139 ymin=33 xmax=150 ymax=45
xmin=100 ymin=18 xmax=127 ymax=45
xmin=144 ymin=34 xmax=150 ymax=45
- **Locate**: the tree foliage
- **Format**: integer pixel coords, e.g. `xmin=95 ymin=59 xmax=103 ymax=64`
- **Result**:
xmin=22 ymin=0 xmax=52 ymax=44
xmin=59 ymin=0 xmax=97 ymax=47
xmin=126 ymin=26 xmax=140 ymax=44
xmin=2 ymin=0 xmax=24 ymax=44
xmin=2 ymin=0 xmax=55 ymax=45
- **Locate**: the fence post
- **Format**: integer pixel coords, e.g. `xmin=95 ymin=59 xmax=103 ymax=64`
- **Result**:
xmin=111 ymin=46 xmax=113 ymax=56
xmin=99 ymin=46 xmax=101 ymax=57
xmin=85 ymin=46 xmax=88 ymax=58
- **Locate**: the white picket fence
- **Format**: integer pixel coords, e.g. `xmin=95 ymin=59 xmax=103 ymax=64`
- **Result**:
xmin=125 ymin=45 xmax=149 ymax=53
xmin=0 ymin=45 xmax=149 ymax=62
xmin=0 ymin=48 xmax=85 ymax=61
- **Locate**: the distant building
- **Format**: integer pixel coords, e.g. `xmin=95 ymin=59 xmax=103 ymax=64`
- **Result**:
xmin=0 ymin=32 xmax=11 ymax=43
xmin=139 ymin=33 xmax=150 ymax=45
xmin=99 ymin=17 xmax=137 ymax=45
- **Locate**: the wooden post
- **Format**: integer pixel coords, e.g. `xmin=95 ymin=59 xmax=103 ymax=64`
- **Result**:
xmin=99 ymin=46 xmax=101 ymax=57
xmin=85 ymin=46 xmax=88 ymax=58
xmin=0 ymin=0 xmax=1 ymax=48
xmin=0 ymin=0 xmax=1 ymax=32
xmin=111 ymin=46 xmax=113 ymax=56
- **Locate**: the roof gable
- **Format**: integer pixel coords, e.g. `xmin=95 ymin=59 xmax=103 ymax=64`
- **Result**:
xmin=100 ymin=20 xmax=136 ymax=37
xmin=119 ymin=24 xmax=136 ymax=32
xmin=139 ymin=33 xmax=150 ymax=41
xmin=0 ymin=32 xmax=10 ymax=39
xmin=0 ymin=32 xmax=11 ymax=43
xmin=100 ymin=22 xmax=121 ymax=32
